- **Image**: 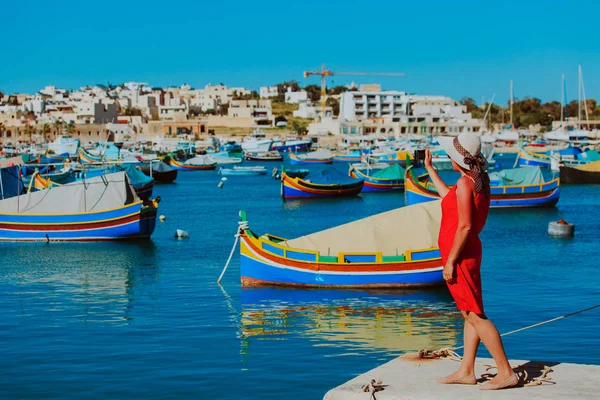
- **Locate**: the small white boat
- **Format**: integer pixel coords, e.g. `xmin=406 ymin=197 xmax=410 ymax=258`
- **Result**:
xmin=218 ymin=166 xmax=267 ymax=176
xmin=211 ymin=151 xmax=243 ymax=165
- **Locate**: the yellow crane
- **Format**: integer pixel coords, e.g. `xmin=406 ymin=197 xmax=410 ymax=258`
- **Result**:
xmin=303 ymin=64 xmax=406 ymax=117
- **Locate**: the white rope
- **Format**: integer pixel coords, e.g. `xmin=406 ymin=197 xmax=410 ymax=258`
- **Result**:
xmin=217 ymin=220 xmax=249 ymax=284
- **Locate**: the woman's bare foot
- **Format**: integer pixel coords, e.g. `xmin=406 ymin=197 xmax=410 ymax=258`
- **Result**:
xmin=437 ymin=369 xmax=476 ymax=385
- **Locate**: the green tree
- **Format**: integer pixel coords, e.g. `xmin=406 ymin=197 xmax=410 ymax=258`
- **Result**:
xmin=326 ymin=97 xmax=340 ymax=116
xmin=53 ymin=119 xmax=64 ymax=137
xmin=328 ymin=85 xmax=348 ymax=96
xmin=290 ymin=120 xmax=309 ymax=135
xmin=304 ymin=85 xmax=321 ymax=102
xmin=41 ymin=123 xmax=51 ymax=141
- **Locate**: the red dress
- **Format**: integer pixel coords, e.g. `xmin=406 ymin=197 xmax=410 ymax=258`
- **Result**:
xmin=438 ymin=183 xmax=490 ymax=315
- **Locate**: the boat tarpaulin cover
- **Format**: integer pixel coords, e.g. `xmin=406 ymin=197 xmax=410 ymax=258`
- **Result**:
xmin=306 ymin=167 xmax=362 ymax=185
xmin=284 ymin=200 xmax=442 ymax=256
xmin=489 ymin=167 xmax=544 ymax=186
xmin=576 ymin=150 xmax=600 ymax=162
xmin=0 ymin=172 xmax=137 ymax=214
xmin=300 ymin=149 xmax=333 ymax=160
xmin=0 ymin=156 xmax=25 ymax=169
xmin=575 ymin=160 xmax=600 ymax=172
xmin=84 ymin=164 xmax=153 ymax=189
xmin=371 ymin=164 xmax=405 ymax=180
xmin=0 ymin=165 xmax=26 ymax=199
xmin=152 ymin=161 xmax=174 ymax=173
xmin=185 ymin=155 xmax=216 ymax=166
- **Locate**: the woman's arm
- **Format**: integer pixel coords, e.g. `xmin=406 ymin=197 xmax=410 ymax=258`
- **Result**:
xmin=424 ymin=149 xmax=450 ymax=198
xmin=443 ymin=176 xmax=475 ymax=282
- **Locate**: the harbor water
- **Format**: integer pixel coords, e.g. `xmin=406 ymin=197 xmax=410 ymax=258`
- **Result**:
xmin=1 ymin=154 xmax=599 ymax=399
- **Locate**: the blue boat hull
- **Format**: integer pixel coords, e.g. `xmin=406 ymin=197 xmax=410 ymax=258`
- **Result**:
xmin=241 ymin=253 xmax=443 ymax=286
xmin=0 ymin=202 xmax=157 ymax=241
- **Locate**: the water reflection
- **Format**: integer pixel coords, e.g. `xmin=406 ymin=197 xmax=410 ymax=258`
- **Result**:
xmin=0 ymin=242 xmax=159 ymax=325
xmin=239 ymin=287 xmax=461 ymax=356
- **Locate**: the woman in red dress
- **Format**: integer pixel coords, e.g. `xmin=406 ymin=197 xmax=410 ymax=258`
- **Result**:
xmin=424 ymin=132 xmax=518 ymax=390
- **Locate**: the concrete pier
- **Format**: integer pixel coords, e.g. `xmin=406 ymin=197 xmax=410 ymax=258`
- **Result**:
xmin=324 ymin=357 xmax=599 ymax=399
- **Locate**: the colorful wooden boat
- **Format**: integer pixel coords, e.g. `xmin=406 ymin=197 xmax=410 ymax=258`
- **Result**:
xmin=559 ymin=160 xmax=600 ymax=184
xmin=518 ymin=147 xmax=582 ymax=168
xmin=238 ymin=201 xmax=444 ymax=288
xmin=138 ymin=161 xmax=178 ymax=183
xmin=405 ymin=166 xmax=560 ymax=208
xmin=289 ymin=149 xmax=333 ymax=165
xmin=272 ymin=168 xmax=309 ymax=180
xmin=218 ymin=166 xmax=267 ymax=176
xmin=281 ymin=167 xmax=364 ymax=199
xmin=244 ymin=151 xmax=283 ymax=161
xmin=165 ymin=155 xmax=217 ymax=171
xmin=272 ymin=139 xmax=312 ymax=153
xmin=0 ymin=171 xmax=157 ymax=241
xmin=349 ymin=164 xmax=405 ymax=192
xmin=333 ymin=150 xmax=363 ymax=163
xmin=367 ymin=150 xmax=413 ymax=166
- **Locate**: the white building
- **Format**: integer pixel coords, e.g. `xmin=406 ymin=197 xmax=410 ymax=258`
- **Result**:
xmin=339 ymin=91 xmax=482 ymax=135
xmin=285 ymin=88 xmax=308 ymax=104
xmin=293 ymin=102 xmax=332 ymax=119
xmin=228 ymin=100 xmax=274 ymax=126
xmin=259 ymin=86 xmax=279 ymax=99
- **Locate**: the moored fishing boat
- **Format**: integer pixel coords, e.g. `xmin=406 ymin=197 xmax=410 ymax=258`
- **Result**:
xmin=367 ymin=150 xmax=413 ymax=166
xmin=244 ymin=151 xmax=283 ymax=161
xmin=138 ymin=161 xmax=178 ymax=183
xmin=0 ymin=171 xmax=157 ymax=241
xmin=218 ymin=166 xmax=267 ymax=176
xmin=289 ymin=149 xmax=333 ymax=165
xmin=272 ymin=168 xmax=309 ymax=180
xmin=238 ymin=201 xmax=444 ymax=288
xmin=211 ymin=151 xmax=243 ymax=165
xmin=272 ymin=139 xmax=312 ymax=153
xmin=165 ymin=155 xmax=217 ymax=171
xmin=349 ymin=163 xmax=405 ymax=192
xmin=333 ymin=150 xmax=363 ymax=163
xmin=559 ymin=160 xmax=600 ymax=184
xmin=281 ymin=167 xmax=363 ymax=199
xmin=405 ymin=166 xmax=560 ymax=208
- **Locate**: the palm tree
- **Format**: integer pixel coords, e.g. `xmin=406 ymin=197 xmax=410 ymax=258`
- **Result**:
xmin=53 ymin=119 xmax=64 ymax=138
xmin=66 ymin=123 xmax=75 ymax=136
xmin=41 ymin=123 xmax=51 ymax=142
xmin=23 ymin=125 xmax=34 ymax=144
xmin=0 ymin=122 xmax=5 ymax=139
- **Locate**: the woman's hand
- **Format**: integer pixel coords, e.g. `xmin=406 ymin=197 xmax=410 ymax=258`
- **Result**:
xmin=443 ymin=260 xmax=455 ymax=283
xmin=424 ymin=149 xmax=433 ymax=171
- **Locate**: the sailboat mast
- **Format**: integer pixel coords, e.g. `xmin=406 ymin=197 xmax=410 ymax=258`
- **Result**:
xmin=509 ymin=80 xmax=513 ymax=128
xmin=560 ymin=74 xmax=564 ymax=126
xmin=578 ymin=65 xmax=581 ymax=130
xmin=580 ymin=65 xmax=590 ymax=129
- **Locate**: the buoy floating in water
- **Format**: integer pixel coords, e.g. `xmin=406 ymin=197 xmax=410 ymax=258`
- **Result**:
xmin=548 ymin=218 xmax=575 ymax=237
xmin=218 ymin=177 xmax=227 ymax=188
xmin=159 ymin=215 xmax=166 ymax=222
xmin=175 ymin=229 xmax=189 ymax=239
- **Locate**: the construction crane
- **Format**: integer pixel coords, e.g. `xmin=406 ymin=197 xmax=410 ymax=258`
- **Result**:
xmin=303 ymin=64 xmax=406 ymax=117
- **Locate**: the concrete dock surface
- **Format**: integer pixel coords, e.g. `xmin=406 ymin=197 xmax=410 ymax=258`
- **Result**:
xmin=324 ymin=357 xmax=599 ymax=399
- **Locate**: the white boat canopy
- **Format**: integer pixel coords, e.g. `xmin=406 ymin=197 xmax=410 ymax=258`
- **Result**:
xmin=0 ymin=172 xmax=137 ymax=214
xmin=283 ymin=201 xmax=441 ymax=256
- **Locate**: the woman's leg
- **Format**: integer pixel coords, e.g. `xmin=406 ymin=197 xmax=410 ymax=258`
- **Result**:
xmin=459 ymin=312 xmax=480 ymax=376
xmin=440 ymin=313 xmax=480 ymax=381
xmin=464 ymin=312 xmax=514 ymax=383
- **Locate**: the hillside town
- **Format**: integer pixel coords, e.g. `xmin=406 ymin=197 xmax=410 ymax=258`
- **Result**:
xmin=0 ymin=80 xmax=485 ymax=147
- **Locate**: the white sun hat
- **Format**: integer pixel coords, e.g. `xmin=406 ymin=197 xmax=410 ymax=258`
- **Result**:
xmin=436 ymin=132 xmax=487 ymax=171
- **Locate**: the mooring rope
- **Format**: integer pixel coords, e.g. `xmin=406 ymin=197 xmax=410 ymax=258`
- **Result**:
xmin=217 ymin=220 xmax=249 ymax=284
xmin=403 ymin=303 xmax=600 ymax=388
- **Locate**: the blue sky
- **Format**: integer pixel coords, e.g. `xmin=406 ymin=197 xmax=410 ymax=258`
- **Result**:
xmin=1 ymin=0 xmax=599 ymax=105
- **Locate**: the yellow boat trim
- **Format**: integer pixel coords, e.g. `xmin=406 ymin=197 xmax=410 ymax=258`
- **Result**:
xmin=245 ymin=232 xmax=441 ymax=265
xmin=0 ymin=210 xmax=142 ymax=226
